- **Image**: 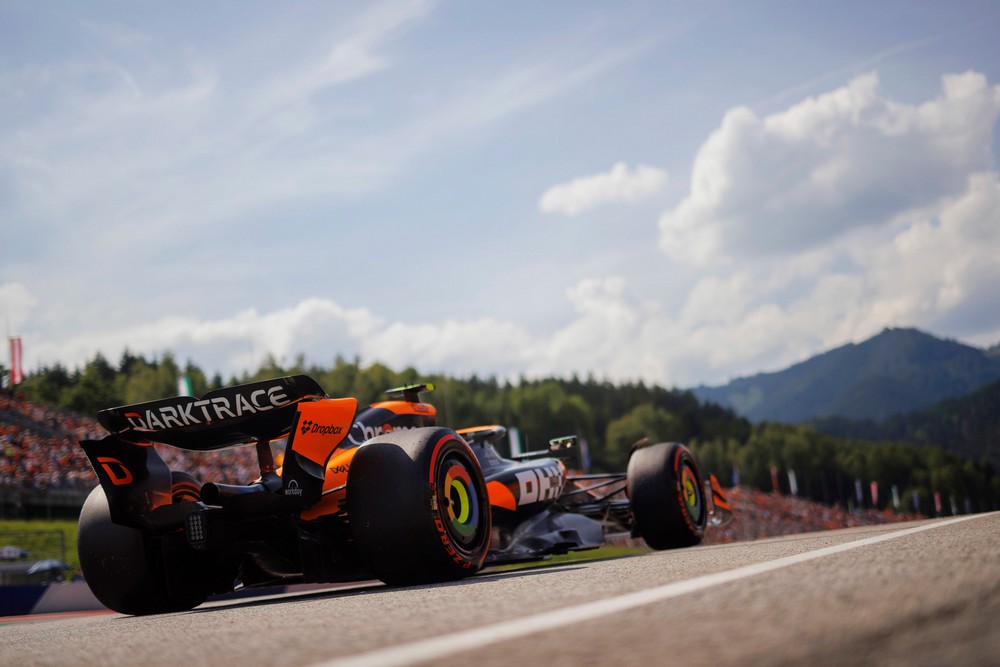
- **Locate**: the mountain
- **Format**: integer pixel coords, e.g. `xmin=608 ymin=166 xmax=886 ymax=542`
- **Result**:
xmin=692 ymin=328 xmax=1000 ymax=423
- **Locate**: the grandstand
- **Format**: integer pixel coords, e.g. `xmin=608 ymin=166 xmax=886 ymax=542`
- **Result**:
xmin=0 ymin=394 xmax=261 ymax=519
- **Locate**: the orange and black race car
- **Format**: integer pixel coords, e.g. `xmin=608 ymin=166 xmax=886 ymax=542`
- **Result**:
xmin=77 ymin=375 xmax=731 ymax=615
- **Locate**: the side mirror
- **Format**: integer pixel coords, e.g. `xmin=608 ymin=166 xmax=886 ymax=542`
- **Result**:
xmin=549 ymin=435 xmax=577 ymax=452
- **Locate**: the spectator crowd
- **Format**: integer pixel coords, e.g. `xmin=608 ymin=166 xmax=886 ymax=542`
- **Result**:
xmin=0 ymin=395 xmax=262 ymax=495
xmin=702 ymin=486 xmax=919 ymax=544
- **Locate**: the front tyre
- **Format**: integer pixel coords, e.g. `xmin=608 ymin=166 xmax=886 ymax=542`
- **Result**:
xmin=627 ymin=442 xmax=707 ymax=549
xmin=348 ymin=428 xmax=491 ymax=586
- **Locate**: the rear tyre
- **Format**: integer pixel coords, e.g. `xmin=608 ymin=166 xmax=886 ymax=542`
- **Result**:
xmin=170 ymin=471 xmax=202 ymax=502
xmin=78 ymin=472 xmax=209 ymax=615
xmin=348 ymin=427 xmax=491 ymax=585
xmin=627 ymin=442 xmax=707 ymax=549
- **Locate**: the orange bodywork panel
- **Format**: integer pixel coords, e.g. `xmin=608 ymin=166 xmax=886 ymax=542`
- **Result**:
xmin=456 ymin=424 xmax=503 ymax=436
xmin=456 ymin=425 xmax=506 ymax=444
xmin=369 ymin=400 xmax=437 ymax=419
xmin=709 ymin=474 xmax=731 ymax=511
xmin=292 ymin=398 xmax=358 ymax=465
xmin=298 ymin=446 xmax=360 ymax=521
xmin=487 ymin=480 xmax=517 ymax=511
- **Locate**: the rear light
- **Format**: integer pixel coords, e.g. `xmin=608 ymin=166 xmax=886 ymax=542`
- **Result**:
xmin=185 ymin=511 xmax=209 ymax=548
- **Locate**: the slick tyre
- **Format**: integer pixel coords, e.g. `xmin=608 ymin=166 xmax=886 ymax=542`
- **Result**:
xmin=627 ymin=442 xmax=707 ymax=549
xmin=170 ymin=470 xmax=202 ymax=502
xmin=77 ymin=474 xmax=209 ymax=615
xmin=348 ymin=427 xmax=491 ymax=586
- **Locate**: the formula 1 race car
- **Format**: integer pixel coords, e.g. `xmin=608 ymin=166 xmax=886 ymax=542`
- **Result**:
xmin=77 ymin=376 xmax=731 ymax=615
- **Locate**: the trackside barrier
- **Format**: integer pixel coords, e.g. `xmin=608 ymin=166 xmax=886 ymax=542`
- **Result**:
xmin=0 ymin=581 xmax=338 ymax=616
xmin=0 ymin=582 xmax=103 ymax=616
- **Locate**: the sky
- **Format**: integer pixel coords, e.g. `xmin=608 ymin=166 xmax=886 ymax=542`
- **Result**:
xmin=2 ymin=0 xmax=1000 ymax=389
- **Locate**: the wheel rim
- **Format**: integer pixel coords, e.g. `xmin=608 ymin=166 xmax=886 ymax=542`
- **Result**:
xmin=679 ymin=463 xmax=704 ymax=525
xmin=438 ymin=454 xmax=482 ymax=548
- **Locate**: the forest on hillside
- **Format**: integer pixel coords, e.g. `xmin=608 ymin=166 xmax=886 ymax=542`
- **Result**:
xmin=5 ymin=352 xmax=999 ymax=515
xmin=812 ymin=378 xmax=1000 ymax=469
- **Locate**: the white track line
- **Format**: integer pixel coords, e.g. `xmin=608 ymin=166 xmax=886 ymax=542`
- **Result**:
xmin=314 ymin=514 xmax=989 ymax=667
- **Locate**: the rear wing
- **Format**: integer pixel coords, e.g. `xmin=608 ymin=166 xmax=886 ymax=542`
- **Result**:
xmin=83 ymin=376 xmax=358 ymax=526
xmin=97 ymin=375 xmax=327 ymax=450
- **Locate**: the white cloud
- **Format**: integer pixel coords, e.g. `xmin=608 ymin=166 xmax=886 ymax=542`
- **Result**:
xmin=539 ymin=162 xmax=668 ymax=216
xmin=24 ymin=298 xmax=382 ymax=376
xmin=859 ymin=171 xmax=1000 ymax=336
xmin=658 ymin=170 xmax=1000 ymax=380
xmin=531 ymin=277 xmax=653 ymax=378
xmin=0 ymin=283 xmax=39 ymax=334
xmin=647 ymin=70 xmax=1000 ymax=380
xmin=659 ymin=71 xmax=1000 ymax=265
xmin=361 ymin=319 xmax=535 ymax=376
xmin=11 ymin=277 xmax=683 ymax=385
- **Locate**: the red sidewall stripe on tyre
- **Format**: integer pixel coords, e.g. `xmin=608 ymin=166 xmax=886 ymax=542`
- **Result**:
xmin=428 ymin=434 xmax=488 ymax=569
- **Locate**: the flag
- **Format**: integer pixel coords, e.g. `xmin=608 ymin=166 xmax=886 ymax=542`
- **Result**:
xmin=508 ymin=427 xmax=523 ymax=457
xmin=9 ymin=337 xmax=23 ymax=385
xmin=770 ymin=466 xmax=780 ymax=493
xmin=177 ymin=375 xmax=194 ymax=397
xmin=891 ymin=484 xmax=900 ymax=510
xmin=870 ymin=481 xmax=879 ymax=508
xmin=934 ymin=491 xmax=942 ymax=515
xmin=788 ymin=469 xmax=798 ymax=496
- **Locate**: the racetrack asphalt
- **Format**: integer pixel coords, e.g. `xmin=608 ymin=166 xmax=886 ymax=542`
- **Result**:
xmin=2 ymin=512 xmax=998 ymax=667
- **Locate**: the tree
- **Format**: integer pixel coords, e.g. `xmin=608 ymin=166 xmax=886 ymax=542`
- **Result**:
xmin=502 ymin=381 xmax=594 ymax=459
xmin=19 ymin=363 xmax=73 ymax=405
xmin=120 ymin=354 xmax=182 ymax=404
xmin=64 ymin=354 xmax=121 ymax=413
xmin=605 ymin=404 xmax=683 ymax=471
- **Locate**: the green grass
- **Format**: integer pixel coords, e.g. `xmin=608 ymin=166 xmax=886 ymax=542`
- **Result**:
xmin=0 ymin=518 xmax=81 ymax=574
xmin=484 ymin=544 xmax=650 ymax=573
xmin=0 ymin=519 xmax=645 ymax=581
xmin=545 ymin=544 xmax=649 ymax=562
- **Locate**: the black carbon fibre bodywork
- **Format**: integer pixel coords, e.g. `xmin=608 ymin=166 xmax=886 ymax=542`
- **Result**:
xmin=464 ymin=436 xmax=620 ymax=564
